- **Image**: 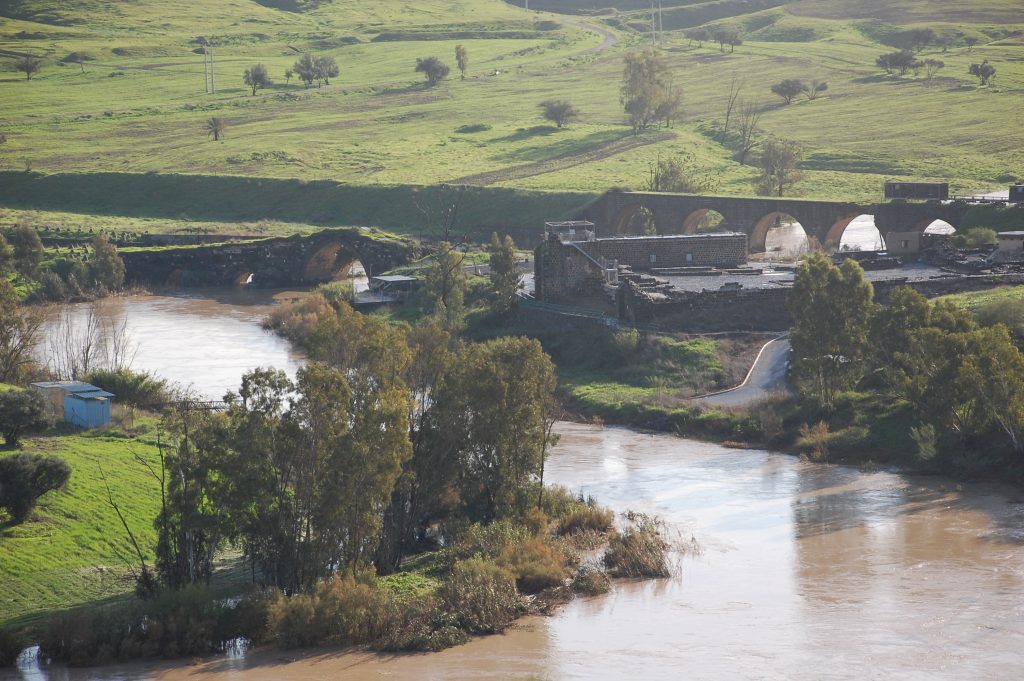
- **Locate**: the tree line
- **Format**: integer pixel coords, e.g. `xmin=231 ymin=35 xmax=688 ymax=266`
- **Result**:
xmin=789 ymin=252 xmax=1024 ymax=464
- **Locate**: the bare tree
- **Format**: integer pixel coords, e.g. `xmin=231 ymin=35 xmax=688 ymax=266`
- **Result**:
xmin=13 ymin=55 xmax=42 ymax=81
xmin=46 ymin=305 xmax=136 ymax=380
xmin=736 ymin=99 xmax=762 ymax=165
xmin=0 ymin=286 xmax=44 ymax=382
xmin=720 ymin=76 xmax=742 ymax=143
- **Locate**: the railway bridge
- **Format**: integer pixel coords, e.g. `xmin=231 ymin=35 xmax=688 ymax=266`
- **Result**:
xmin=582 ymin=190 xmax=979 ymax=252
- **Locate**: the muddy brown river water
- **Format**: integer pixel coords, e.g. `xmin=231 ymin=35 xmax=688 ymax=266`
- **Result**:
xmin=10 ymin=291 xmax=1024 ymax=680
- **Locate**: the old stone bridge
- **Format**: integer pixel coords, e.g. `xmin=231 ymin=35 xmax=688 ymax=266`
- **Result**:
xmin=121 ymin=229 xmax=416 ymax=288
xmin=582 ymin=190 xmax=979 ymax=252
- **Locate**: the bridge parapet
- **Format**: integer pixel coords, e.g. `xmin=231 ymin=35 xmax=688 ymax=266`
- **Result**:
xmin=122 ymin=228 xmax=416 ymax=288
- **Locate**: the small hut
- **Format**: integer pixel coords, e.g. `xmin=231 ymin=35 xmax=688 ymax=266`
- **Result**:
xmin=30 ymin=381 xmax=115 ymax=428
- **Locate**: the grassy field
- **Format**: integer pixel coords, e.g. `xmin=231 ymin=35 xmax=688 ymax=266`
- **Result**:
xmin=0 ymin=0 xmax=1022 ymax=238
xmin=939 ymin=283 xmax=1024 ymax=311
xmin=0 ymin=417 xmax=169 ymax=628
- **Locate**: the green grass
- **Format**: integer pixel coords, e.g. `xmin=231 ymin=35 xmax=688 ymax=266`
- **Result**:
xmin=938 ymin=284 xmax=1024 ymax=312
xmin=0 ymin=0 xmax=1022 ymax=238
xmin=0 ymin=418 xmax=164 ymax=628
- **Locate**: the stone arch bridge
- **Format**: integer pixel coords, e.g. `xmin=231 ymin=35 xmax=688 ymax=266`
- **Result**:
xmin=583 ymin=190 xmax=978 ymax=252
xmin=121 ymin=229 xmax=416 ymax=288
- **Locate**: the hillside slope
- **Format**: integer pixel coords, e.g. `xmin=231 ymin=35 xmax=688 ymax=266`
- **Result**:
xmin=0 ymin=0 xmax=1021 ymax=210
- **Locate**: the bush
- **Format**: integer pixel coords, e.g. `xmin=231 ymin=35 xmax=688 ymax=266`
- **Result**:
xmin=0 ymin=389 xmax=53 ymax=447
xmin=558 ymin=504 xmax=614 ymax=536
xmin=452 ymin=519 xmax=528 ymax=561
xmin=266 ymin=574 xmax=395 ymax=649
xmin=39 ymin=586 xmax=237 ymax=666
xmin=963 ymin=227 xmax=997 ymax=247
xmin=797 ymin=420 xmax=830 ymax=461
xmin=572 ymin=565 xmax=611 ymax=596
xmin=0 ymin=453 xmax=70 ymax=523
xmin=497 ymin=538 xmax=568 ymax=594
xmin=603 ymin=512 xmax=670 ymax=578
xmin=83 ymin=368 xmax=169 ymax=408
xmin=439 ymin=557 xmax=521 ymax=635
xmin=0 ymin=626 xmax=26 ymax=667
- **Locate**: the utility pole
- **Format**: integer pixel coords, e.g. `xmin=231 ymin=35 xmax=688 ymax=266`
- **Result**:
xmin=651 ymin=1 xmax=656 ymax=46
xmin=209 ymin=42 xmax=216 ymax=94
xmin=658 ymin=2 xmax=664 ymax=46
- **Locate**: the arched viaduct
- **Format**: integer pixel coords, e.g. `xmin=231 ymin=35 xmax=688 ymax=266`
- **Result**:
xmin=121 ymin=229 xmax=416 ymax=288
xmin=583 ymin=190 xmax=978 ymax=252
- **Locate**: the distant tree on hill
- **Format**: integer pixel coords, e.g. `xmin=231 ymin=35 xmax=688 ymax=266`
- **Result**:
xmin=924 ymin=59 xmax=945 ymax=80
xmin=757 ymin=139 xmax=802 ymax=197
xmin=13 ymin=55 xmax=42 ymax=81
xmin=645 ymin=152 xmax=717 ymax=194
xmin=712 ymin=27 xmax=743 ymax=52
xmin=969 ymin=60 xmax=996 ymax=85
xmin=735 ymin=99 xmax=762 ymax=165
xmin=685 ymin=27 xmax=710 ymax=48
xmin=802 ymin=79 xmax=828 ymax=100
xmin=243 ymin=63 xmax=272 ymax=96
xmin=909 ymin=28 xmax=936 ymax=53
xmin=293 ymin=53 xmax=316 ymax=87
xmin=61 ymin=51 xmax=93 ymax=73
xmin=284 ymin=68 xmax=294 ymax=84
xmin=620 ymin=50 xmax=678 ymax=134
xmin=964 ymin=36 xmax=978 ymax=52
xmin=314 ymin=56 xmax=339 ymax=86
xmin=770 ymin=79 xmax=804 ymax=104
xmin=876 ymin=50 xmax=920 ymax=76
xmin=455 ymin=44 xmax=469 ymax=80
xmin=205 ymin=117 xmax=226 ymax=141
xmin=539 ymin=100 xmax=578 ymax=128
xmin=416 ymin=56 xmax=450 ymax=86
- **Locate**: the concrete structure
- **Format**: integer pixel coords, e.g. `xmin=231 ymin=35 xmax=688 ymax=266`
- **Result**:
xmin=581 ymin=190 xmax=1002 ymax=253
xmin=885 ymin=231 xmax=921 ymax=255
xmin=997 ymin=232 xmax=1024 ymax=257
xmin=535 ymin=230 xmax=747 ymax=302
xmin=30 ymin=382 xmax=115 ymax=428
xmin=121 ymin=229 xmax=416 ymax=288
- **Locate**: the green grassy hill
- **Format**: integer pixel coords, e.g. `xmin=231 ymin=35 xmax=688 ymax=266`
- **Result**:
xmin=0 ymin=0 xmax=1021 ymax=232
xmin=0 ymin=423 xmax=163 ymax=628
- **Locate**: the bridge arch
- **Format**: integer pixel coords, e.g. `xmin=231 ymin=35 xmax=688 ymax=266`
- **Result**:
xmin=302 ymin=241 xmax=367 ymax=283
xmin=611 ymin=203 xmax=657 ymax=236
xmin=681 ymin=208 xmax=730 ymax=235
xmin=751 ymin=211 xmax=811 ymax=254
xmin=825 ymin=214 xmax=885 ymax=252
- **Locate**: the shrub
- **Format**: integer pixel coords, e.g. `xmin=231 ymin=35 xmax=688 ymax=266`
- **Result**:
xmin=440 ymin=557 xmax=521 ymax=634
xmin=0 ymin=626 xmax=26 ymax=667
xmin=262 ymin=292 xmax=335 ymax=344
xmin=377 ymin=595 xmax=468 ymax=652
xmin=558 ymin=504 xmax=614 ymax=536
xmin=452 ymin=519 xmax=528 ymax=561
xmin=0 ymin=389 xmax=53 ymax=447
xmin=0 ymin=453 xmax=70 ymax=523
xmin=572 ymin=565 xmax=611 ymax=596
xmin=83 ymin=368 xmax=169 ymax=408
xmin=963 ymin=226 xmax=997 ymax=247
xmin=315 ymin=280 xmax=353 ymax=306
xmin=497 ymin=538 xmax=568 ymax=594
xmin=39 ymin=586 xmax=236 ymax=666
xmin=603 ymin=512 xmax=670 ymax=578
xmin=797 ymin=420 xmax=830 ymax=461
xmin=266 ymin=574 xmax=395 ymax=649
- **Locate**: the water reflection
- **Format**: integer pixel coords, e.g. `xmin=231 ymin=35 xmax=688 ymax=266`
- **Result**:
xmin=37 ymin=289 xmax=304 ymax=399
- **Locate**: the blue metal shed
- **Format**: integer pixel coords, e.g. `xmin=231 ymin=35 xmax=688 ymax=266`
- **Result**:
xmin=62 ymin=387 xmax=114 ymax=428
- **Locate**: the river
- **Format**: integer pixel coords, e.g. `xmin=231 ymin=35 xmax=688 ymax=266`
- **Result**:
xmin=9 ymin=292 xmax=1024 ymax=680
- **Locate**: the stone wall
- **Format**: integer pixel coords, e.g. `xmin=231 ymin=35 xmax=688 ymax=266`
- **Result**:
xmin=534 ymin=232 xmax=747 ymax=302
xmin=618 ymin=274 xmax=1024 ymax=333
xmin=579 ymin=233 xmax=747 ymax=269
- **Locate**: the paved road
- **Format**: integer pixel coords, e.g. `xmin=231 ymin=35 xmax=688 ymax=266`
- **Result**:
xmin=694 ymin=337 xmax=792 ymax=408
